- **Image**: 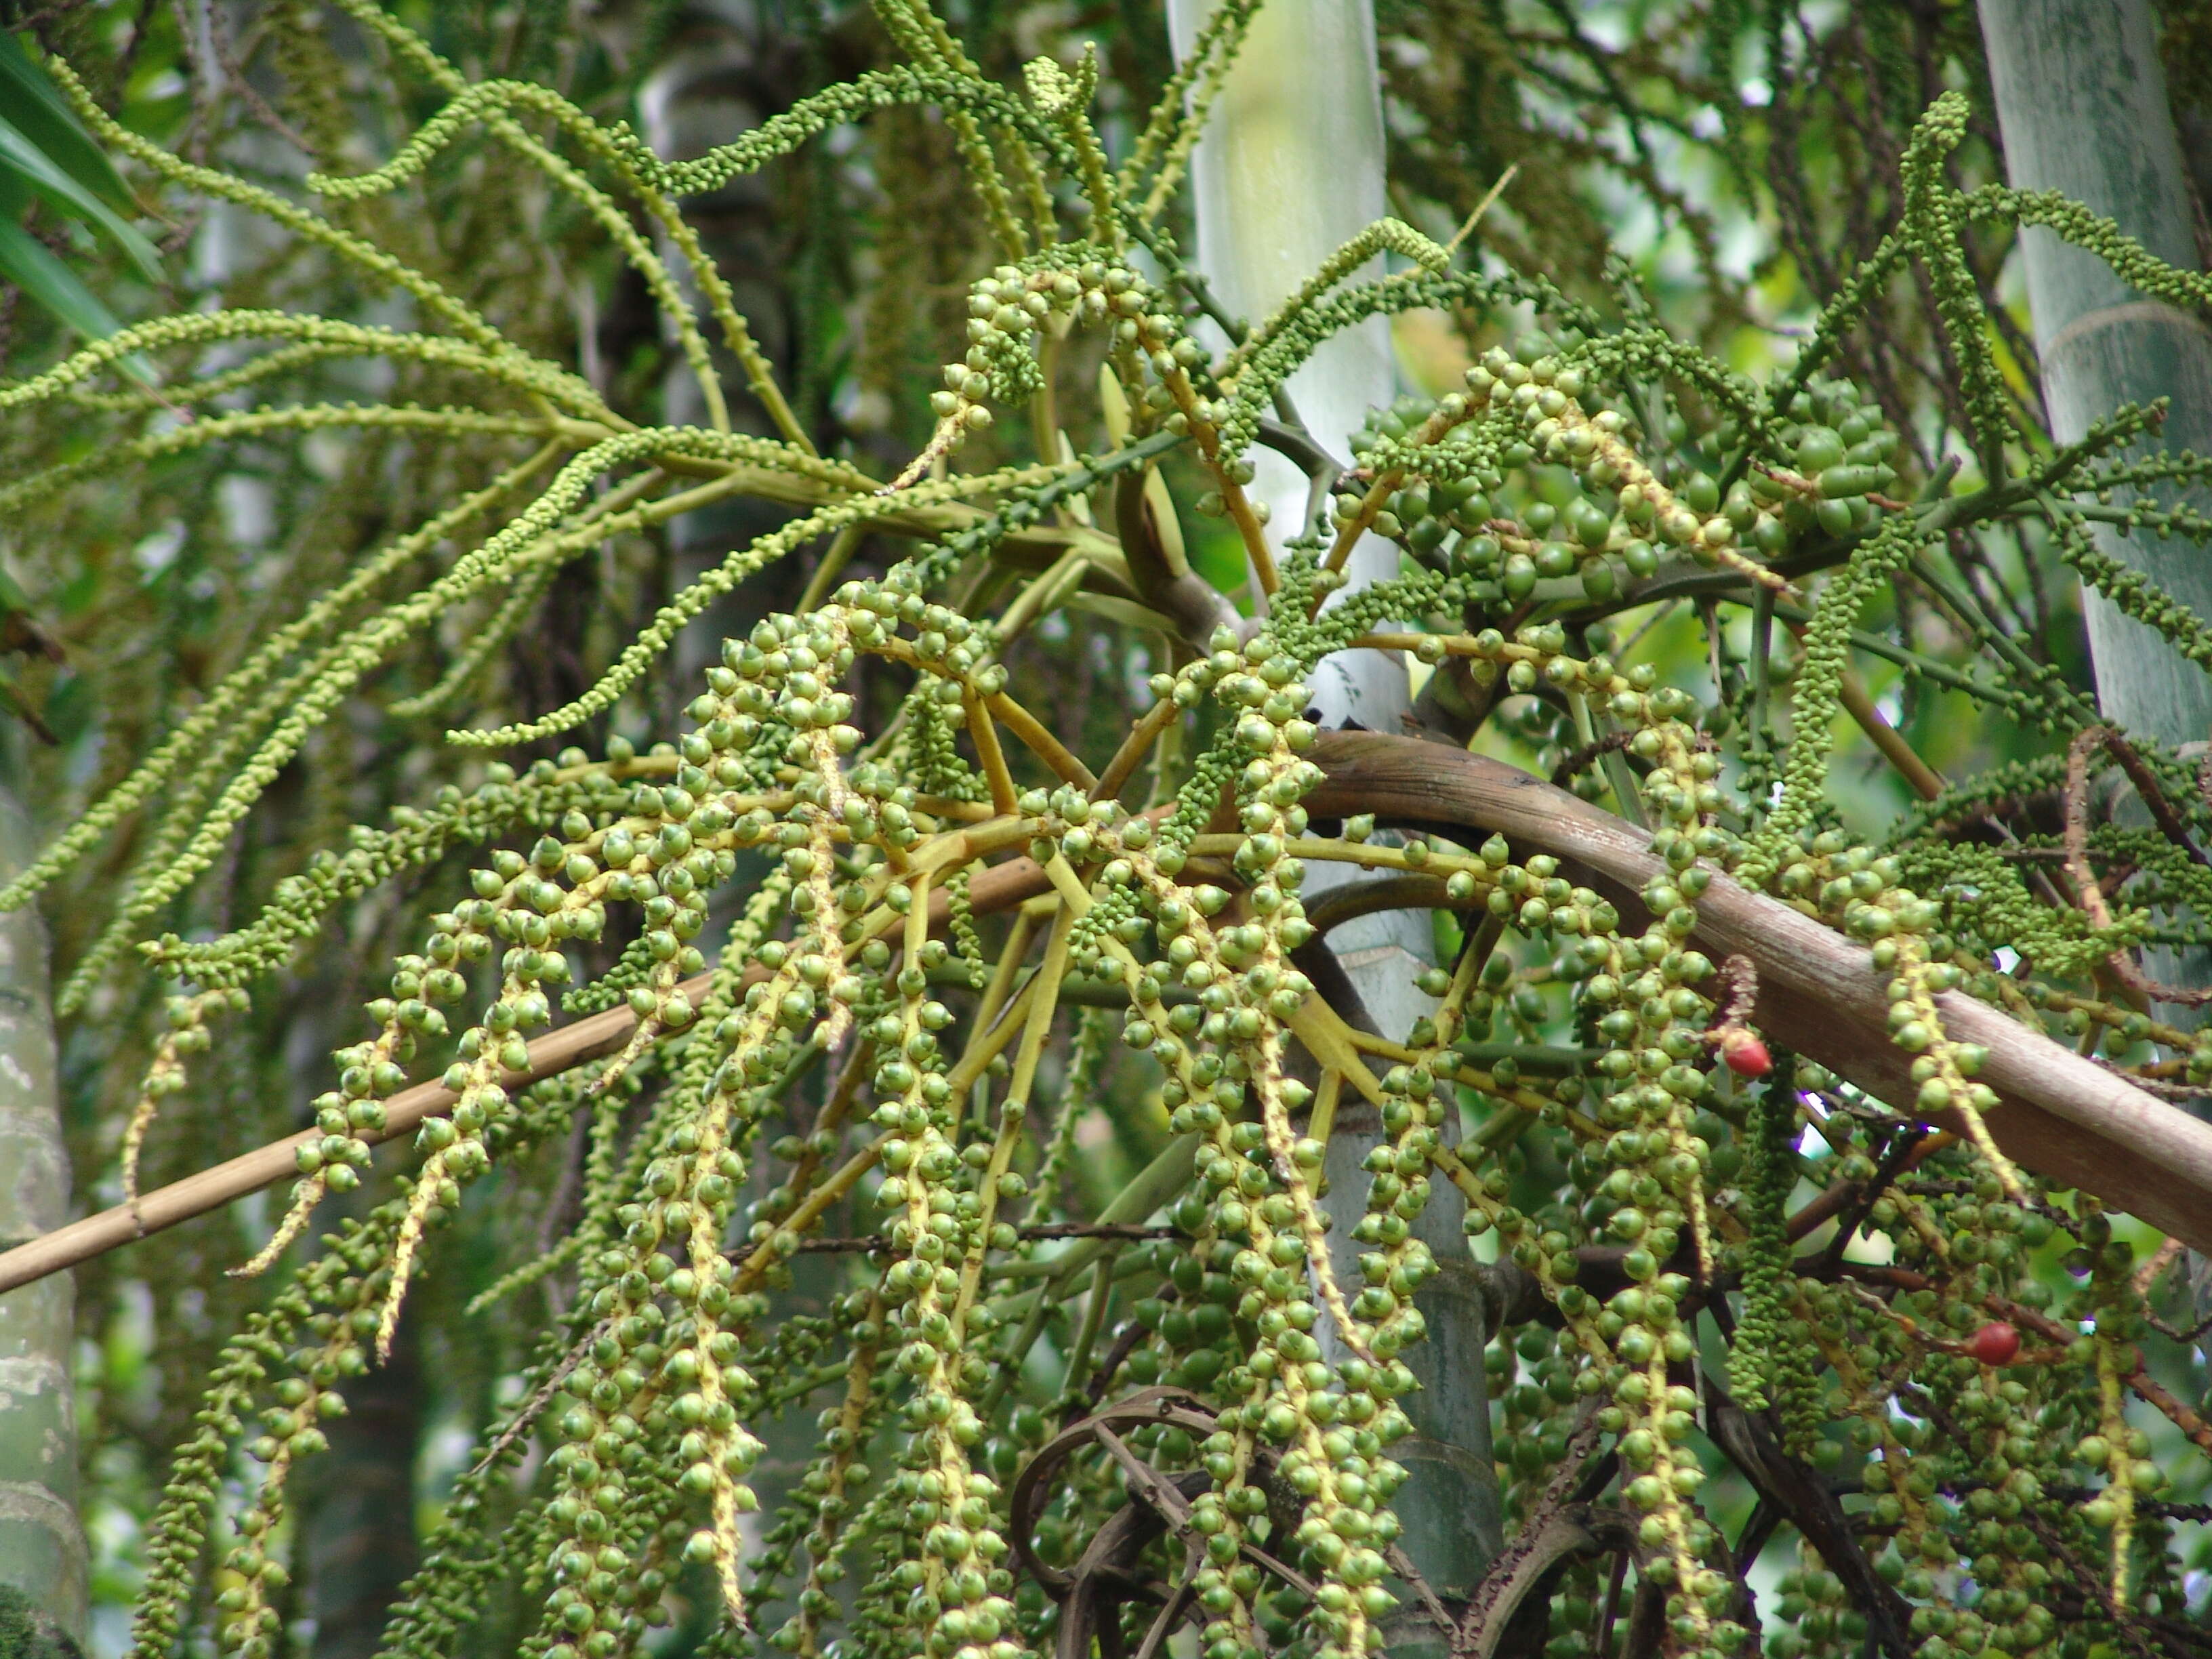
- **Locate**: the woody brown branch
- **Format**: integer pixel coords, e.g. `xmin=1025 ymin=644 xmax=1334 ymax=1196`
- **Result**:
xmin=4 ymin=732 xmax=2211 ymax=1296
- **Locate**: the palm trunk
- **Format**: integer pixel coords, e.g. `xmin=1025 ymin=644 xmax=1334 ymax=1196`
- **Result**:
xmin=300 ymin=1315 xmax=421 ymax=1659
xmin=1978 ymin=0 xmax=2212 ymax=746
xmin=1163 ymin=1 xmax=1503 ymax=1633
xmin=0 ymin=779 xmax=87 ymax=1646
xmin=1978 ymin=0 xmax=2212 ymax=1323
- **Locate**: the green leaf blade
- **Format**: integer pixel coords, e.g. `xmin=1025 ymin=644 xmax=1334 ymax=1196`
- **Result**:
xmin=0 ymin=217 xmax=121 ymax=342
xmin=0 ymin=114 xmax=163 ymax=284
xmin=0 ymin=31 xmax=140 ymax=220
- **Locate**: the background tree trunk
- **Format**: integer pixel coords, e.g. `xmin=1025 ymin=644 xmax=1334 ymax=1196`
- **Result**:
xmin=0 ymin=771 xmax=87 ymax=1646
xmin=1162 ymin=1 xmax=1502 ymax=1636
xmin=1978 ymin=0 xmax=2212 ymax=1319
xmin=1978 ymin=0 xmax=2212 ymax=747
xmin=300 ymin=1315 xmax=421 ymax=1659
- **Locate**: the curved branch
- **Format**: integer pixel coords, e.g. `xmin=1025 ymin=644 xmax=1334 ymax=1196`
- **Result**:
xmin=1300 ymin=731 xmax=2212 ymax=1253
xmin=7 ymin=734 xmax=2212 ymax=1294
xmin=0 ymin=844 xmax=1055 ymax=1293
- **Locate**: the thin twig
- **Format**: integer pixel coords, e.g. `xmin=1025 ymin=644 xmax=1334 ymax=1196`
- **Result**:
xmin=729 ymin=1221 xmax=1178 ymax=1265
xmin=1990 ymin=1293 xmax=2212 ymax=1458
xmin=2065 ymin=726 xmax=2212 ymax=1005
xmin=1549 ymin=730 xmax=1633 ymax=788
xmin=463 ymin=1314 xmax=613 ymax=1480
xmin=2093 ymin=1061 xmax=2212 ymax=1100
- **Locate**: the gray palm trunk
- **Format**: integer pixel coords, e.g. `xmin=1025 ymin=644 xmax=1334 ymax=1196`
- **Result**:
xmin=1978 ymin=0 xmax=2212 ymax=746
xmin=1977 ymin=0 xmax=2212 ymax=1308
xmin=300 ymin=1305 xmax=422 ymax=1659
xmin=0 ymin=780 xmax=87 ymax=1647
xmin=1164 ymin=0 xmax=1502 ymax=1635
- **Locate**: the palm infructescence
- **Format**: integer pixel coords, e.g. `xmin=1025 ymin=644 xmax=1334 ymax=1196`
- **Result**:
xmin=5 ymin=5 xmax=2212 ymax=1659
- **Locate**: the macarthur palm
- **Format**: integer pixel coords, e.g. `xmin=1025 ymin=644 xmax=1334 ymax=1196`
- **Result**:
xmin=5 ymin=6 xmax=2212 ymax=1659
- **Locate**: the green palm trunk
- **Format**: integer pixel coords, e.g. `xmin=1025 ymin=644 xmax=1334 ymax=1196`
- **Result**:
xmin=1978 ymin=0 xmax=2212 ymax=1325
xmin=300 ymin=1317 xmax=422 ymax=1659
xmin=0 ymin=783 xmax=87 ymax=1648
xmin=1164 ymin=1 xmax=1503 ymax=1637
xmin=1979 ymin=0 xmax=2212 ymax=746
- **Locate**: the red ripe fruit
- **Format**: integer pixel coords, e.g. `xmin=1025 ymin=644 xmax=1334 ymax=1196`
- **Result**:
xmin=1967 ymin=1322 xmax=2021 ymax=1366
xmin=1719 ymin=1028 xmax=1772 ymax=1078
